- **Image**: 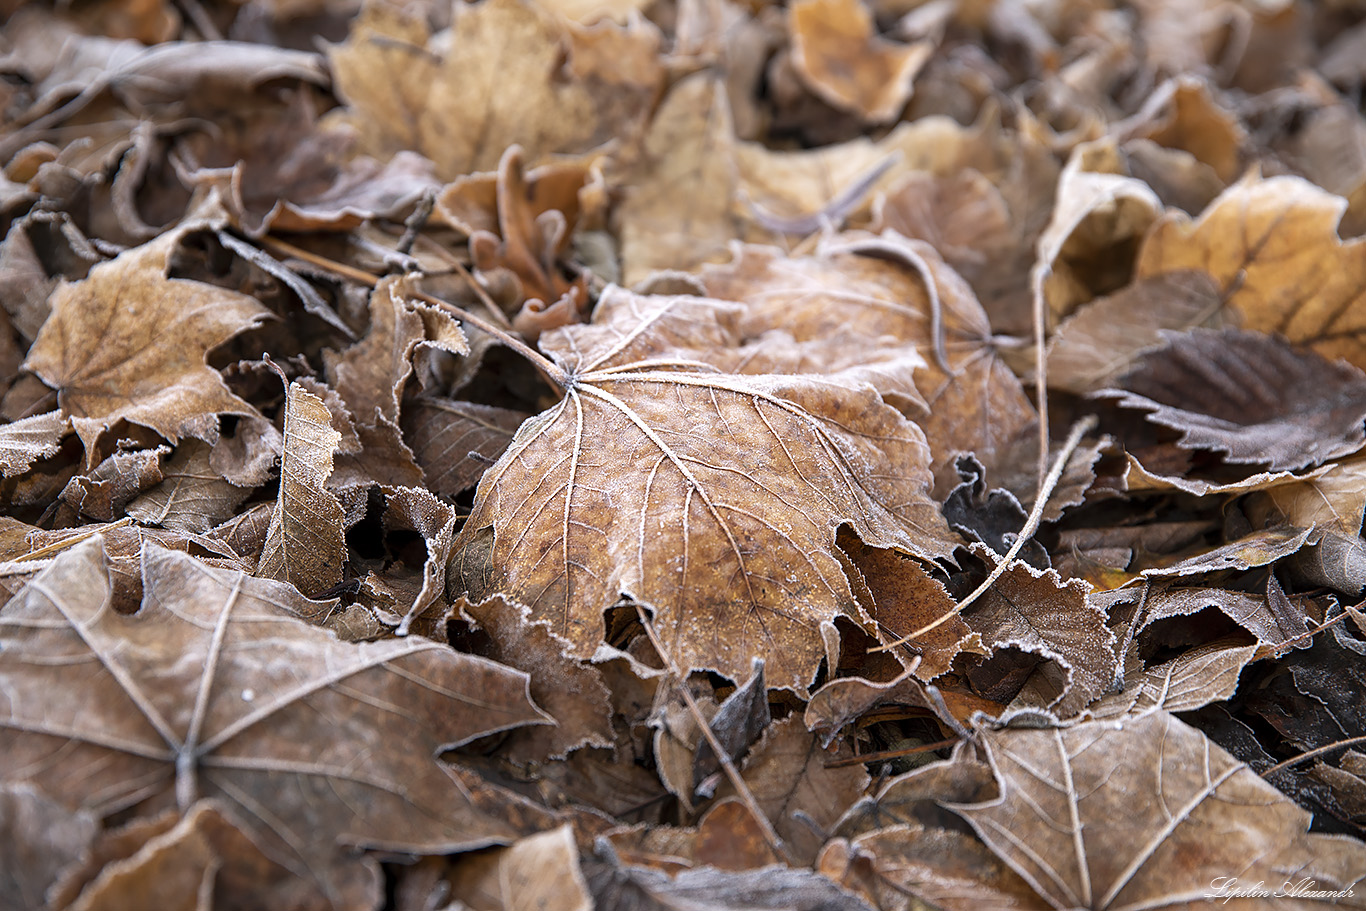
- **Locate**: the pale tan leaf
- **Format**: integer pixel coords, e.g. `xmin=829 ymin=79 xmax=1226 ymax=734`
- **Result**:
xmin=1136 ymin=172 xmax=1366 ymax=372
xmin=21 ymin=222 xmax=271 ymax=453
xmin=1088 ymin=639 xmax=1259 ymax=720
xmin=951 ymin=712 xmax=1366 ymax=911
xmin=446 ymin=825 xmax=593 ymax=911
xmin=125 ymin=440 xmax=249 ymax=533
xmin=0 ymin=409 xmax=67 ymax=478
xmin=257 ymin=381 xmax=346 ymax=599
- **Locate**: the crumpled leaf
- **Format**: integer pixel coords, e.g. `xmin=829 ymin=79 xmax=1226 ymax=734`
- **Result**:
xmin=788 ymin=0 xmax=933 ymax=123
xmin=1101 ymin=328 xmax=1366 ymax=473
xmin=1087 ymin=638 xmax=1259 ymax=720
xmin=256 ymin=379 xmax=346 ymax=600
xmin=0 ymin=538 xmax=551 ymax=908
xmin=448 ymin=290 xmax=959 ymax=689
xmin=701 ymin=234 xmax=1036 ymax=492
xmin=1136 ymin=172 xmax=1366 ymax=372
xmin=328 ymin=0 xmax=661 ymax=179
xmin=125 ymin=440 xmax=250 ymax=534
xmin=692 ymin=659 xmax=771 ymax=796
xmin=49 ymin=801 xmax=326 ymax=911
xmin=961 ymin=548 xmax=1116 ymax=717
xmin=21 ymin=220 xmax=272 ymax=453
xmin=715 ymin=716 xmax=869 ymax=866
xmin=946 ymin=712 xmax=1366 ymax=911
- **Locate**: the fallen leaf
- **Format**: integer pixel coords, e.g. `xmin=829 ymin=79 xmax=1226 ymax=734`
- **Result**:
xmin=949 ymin=711 xmax=1366 ymax=910
xmin=257 ymin=379 xmax=346 ymax=599
xmin=444 ymin=825 xmax=593 ymax=911
xmin=1100 ymin=329 xmax=1366 ymax=473
xmin=403 ymin=397 xmax=527 ymax=497
xmin=1087 ymin=638 xmax=1259 ymax=720
xmin=0 ymin=538 xmax=550 ymax=907
xmin=1136 ymin=172 xmax=1366 ymax=372
xmin=788 ymin=0 xmax=932 ymax=123
xmin=0 ymin=784 xmax=98 ymax=911
xmin=0 ymin=409 xmax=68 ymax=477
xmin=328 ymin=0 xmax=661 ymax=180
xmin=21 ymin=219 xmax=272 ymax=453
xmin=125 ymin=439 xmax=250 ymax=533
xmin=448 ymin=290 xmax=959 ymax=689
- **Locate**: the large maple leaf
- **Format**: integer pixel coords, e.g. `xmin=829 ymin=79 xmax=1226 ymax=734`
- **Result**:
xmin=448 ymin=289 xmax=960 ymax=689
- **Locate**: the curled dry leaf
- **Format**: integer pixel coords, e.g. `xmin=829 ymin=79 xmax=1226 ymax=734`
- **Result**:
xmin=788 ymin=0 xmax=933 ymax=123
xmin=0 ymin=539 xmax=551 ymax=908
xmin=1101 ymin=328 xmax=1366 ymax=473
xmin=947 ymin=712 xmax=1366 ymax=911
xmin=256 ymin=380 xmax=346 ymax=600
xmin=960 ymin=547 xmax=1116 ymax=718
xmin=21 ymin=220 xmax=272 ymax=453
xmin=125 ymin=440 xmax=250 ymax=534
xmin=448 ymin=290 xmax=959 ymax=689
xmin=444 ymin=824 xmax=593 ymax=911
xmin=1088 ymin=638 xmax=1259 ymax=720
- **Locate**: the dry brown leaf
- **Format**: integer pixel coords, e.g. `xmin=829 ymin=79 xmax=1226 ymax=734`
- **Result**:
xmin=1034 ymin=138 xmax=1165 ymax=327
xmin=52 ymin=801 xmax=325 ymax=911
xmin=0 ymin=409 xmax=68 ymax=477
xmin=125 ymin=440 xmax=250 ymax=533
xmin=950 ymin=711 xmax=1366 ymax=910
xmin=1249 ymin=453 xmax=1366 ymax=536
xmin=717 ymin=716 xmax=869 ymax=866
xmin=1101 ymin=329 xmax=1366 ymax=473
xmin=256 ymin=380 xmax=346 ymax=599
xmin=0 ymin=538 xmax=550 ymax=907
xmin=1140 ymin=582 xmax=1315 ymax=651
xmin=456 ymin=594 xmax=615 ymax=763
xmin=1088 ymin=638 xmax=1259 ymax=720
xmin=1045 ymin=271 xmax=1225 ymax=394
xmin=59 ymin=444 xmax=166 ymax=522
xmin=805 ymin=670 xmax=970 ymax=746
xmin=701 ymin=235 xmax=1036 ymax=492
xmin=403 ymin=397 xmax=527 ymax=497
xmin=328 ymin=0 xmax=661 ymax=180
xmin=788 ymin=0 xmax=933 ymax=123
xmin=21 ymin=220 xmax=272 ymax=453
xmin=961 ymin=548 xmax=1116 ymax=717
xmin=444 ymin=824 xmax=593 ymax=911
xmin=449 ymin=290 xmax=958 ymax=689
xmin=1137 ymin=172 xmax=1366 ymax=372
xmin=585 ymin=855 xmax=878 ymax=911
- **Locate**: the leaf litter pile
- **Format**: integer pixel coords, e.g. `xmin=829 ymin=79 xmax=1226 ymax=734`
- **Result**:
xmin=7 ymin=0 xmax=1366 ymax=908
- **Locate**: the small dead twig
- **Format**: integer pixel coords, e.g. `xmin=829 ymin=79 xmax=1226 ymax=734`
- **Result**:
xmin=1260 ymin=734 xmax=1366 ymax=779
xmin=824 ymin=737 xmax=960 ymax=769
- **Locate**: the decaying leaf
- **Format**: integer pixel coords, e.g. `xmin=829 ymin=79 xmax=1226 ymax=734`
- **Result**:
xmin=1101 ymin=329 xmax=1366 ymax=473
xmin=0 ymin=538 xmax=550 ymax=907
xmin=403 ymin=397 xmax=528 ymax=497
xmin=948 ymin=712 xmax=1366 ymax=910
xmin=788 ymin=0 xmax=932 ymax=123
xmin=0 ymin=410 xmax=67 ymax=477
xmin=21 ymin=219 xmax=271 ymax=453
xmin=449 ymin=289 xmax=959 ymax=689
xmin=257 ymin=380 xmax=346 ymax=599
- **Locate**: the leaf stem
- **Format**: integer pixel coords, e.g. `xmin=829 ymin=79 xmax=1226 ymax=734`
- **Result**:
xmin=873 ymin=413 xmax=1098 ymax=652
xmin=633 ymin=604 xmax=790 ymax=863
xmin=1260 ymin=734 xmax=1366 ymax=779
xmin=259 ymin=236 xmax=570 ymax=392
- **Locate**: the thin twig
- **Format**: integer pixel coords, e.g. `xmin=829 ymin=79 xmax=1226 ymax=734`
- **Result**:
xmin=1267 ymin=606 xmax=1358 ymax=658
xmin=16 ymin=518 xmax=134 ymax=563
xmin=634 ymin=604 xmax=790 ymax=863
xmin=260 ymin=236 xmax=568 ymax=391
xmin=1032 ymin=264 xmax=1051 ymax=490
xmin=873 ymin=414 xmax=1097 ymax=652
xmin=1260 ymin=734 xmax=1366 ymax=779
xmin=824 ymin=737 xmax=959 ymax=769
